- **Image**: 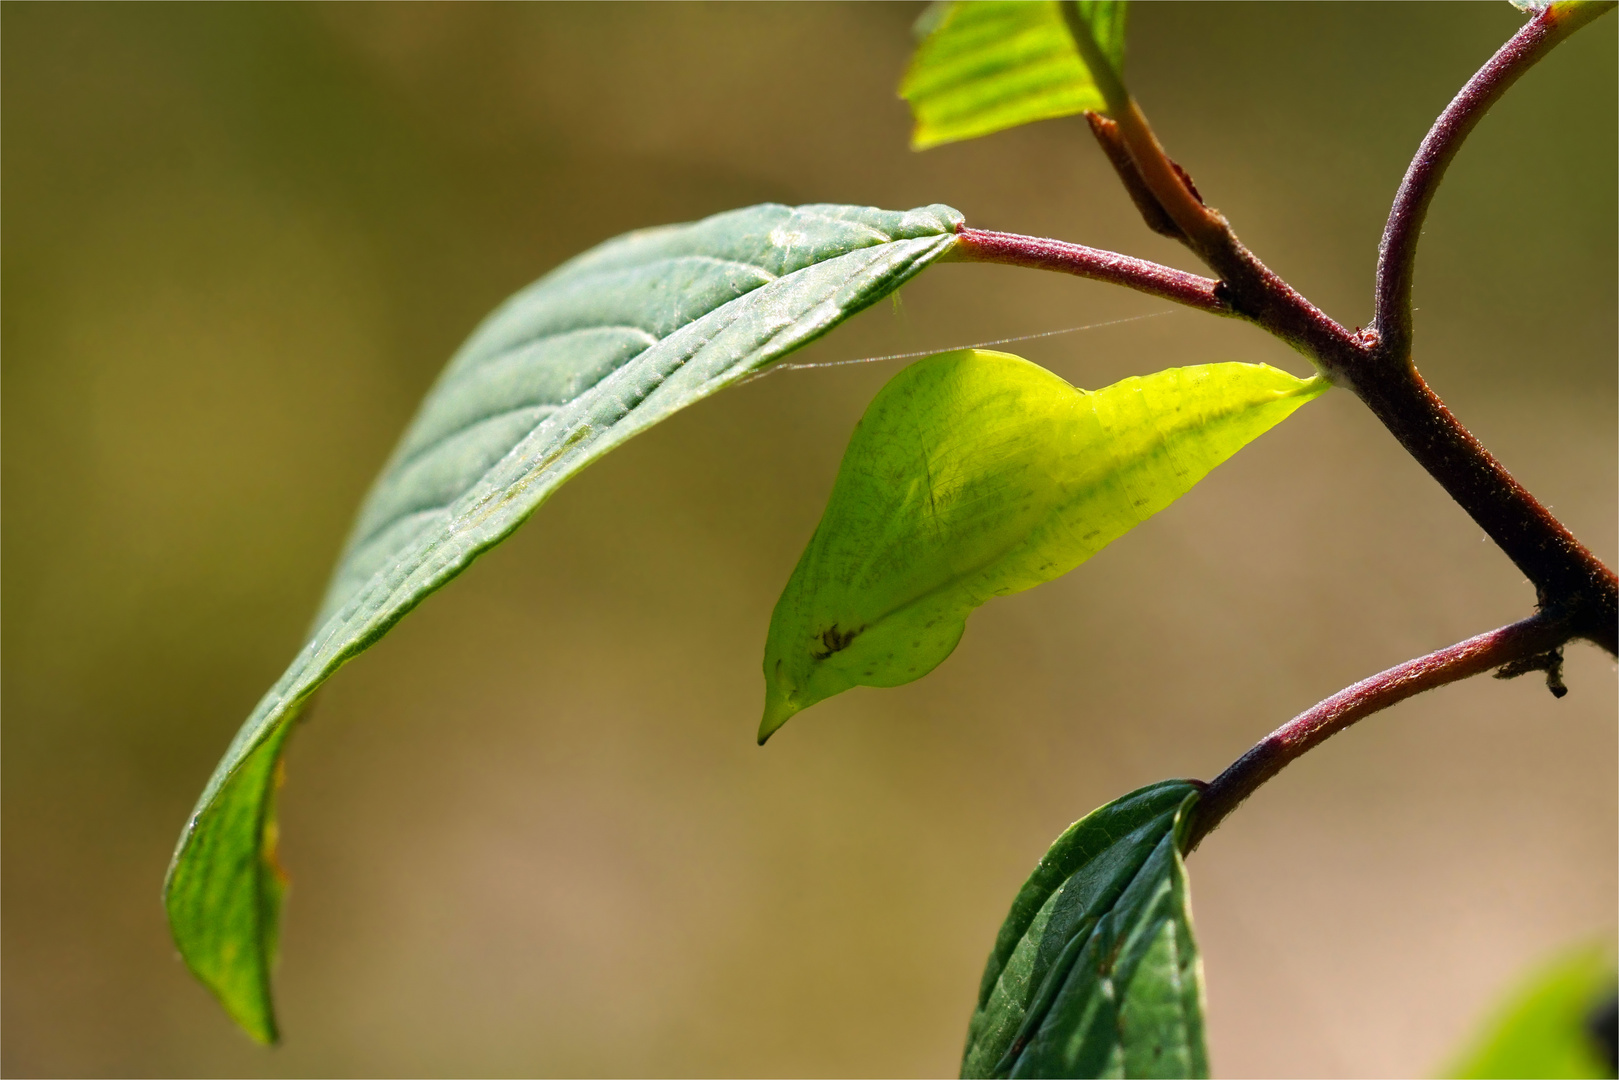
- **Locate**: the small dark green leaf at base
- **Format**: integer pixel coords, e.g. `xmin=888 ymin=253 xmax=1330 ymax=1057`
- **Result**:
xmin=962 ymin=780 xmax=1208 ymax=1079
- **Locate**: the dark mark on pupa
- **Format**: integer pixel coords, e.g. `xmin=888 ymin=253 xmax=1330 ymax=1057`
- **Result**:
xmin=812 ymin=624 xmax=861 ymax=659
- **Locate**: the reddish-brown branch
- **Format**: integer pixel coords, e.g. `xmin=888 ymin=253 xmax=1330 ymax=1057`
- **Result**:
xmin=973 ymin=1 xmax=1619 ymax=852
xmin=1185 ymin=609 xmax=1575 ymax=852
xmin=978 ymin=3 xmax=1619 ymax=651
xmin=1055 ymin=2 xmax=1368 ymax=363
xmin=1374 ymin=2 xmax=1617 ymax=359
xmin=1351 ymin=1 xmax=1619 ymax=647
xmin=1354 ymin=362 xmax=1618 ymax=652
xmin=953 ymin=213 xmax=1616 ymax=647
xmin=1058 ymin=3 xmax=1224 ymax=248
xmin=950 ymin=227 xmax=1230 ymax=315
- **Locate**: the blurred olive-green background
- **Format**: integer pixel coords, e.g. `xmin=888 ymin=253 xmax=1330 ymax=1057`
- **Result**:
xmin=3 ymin=3 xmax=1614 ymax=1076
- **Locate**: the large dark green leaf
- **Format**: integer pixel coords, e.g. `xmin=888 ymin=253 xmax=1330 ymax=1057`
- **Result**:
xmin=963 ymin=780 xmax=1208 ymax=1079
xmin=901 ymin=1 xmax=1128 ymax=150
xmin=165 ymin=202 xmax=963 ymax=1043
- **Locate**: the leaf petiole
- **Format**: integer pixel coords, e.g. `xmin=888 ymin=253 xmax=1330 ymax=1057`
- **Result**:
xmin=1185 ymin=607 xmax=1579 ymax=853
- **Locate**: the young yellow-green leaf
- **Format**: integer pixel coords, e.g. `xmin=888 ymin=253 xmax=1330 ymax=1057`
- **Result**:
xmin=1444 ymin=945 xmax=1618 ymax=1079
xmin=962 ymin=780 xmax=1208 ymax=1079
xmin=759 ymin=350 xmax=1324 ymax=741
xmin=901 ymin=1 xmax=1128 ymax=150
xmin=165 ymin=202 xmax=963 ymax=1044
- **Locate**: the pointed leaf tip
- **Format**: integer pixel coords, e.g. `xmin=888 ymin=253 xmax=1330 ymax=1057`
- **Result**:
xmin=758 ymin=689 xmax=800 ymax=744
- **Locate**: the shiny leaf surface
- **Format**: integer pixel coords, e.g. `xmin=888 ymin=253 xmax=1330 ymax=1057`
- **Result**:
xmin=165 ymin=201 xmax=963 ymax=1043
xmin=962 ymin=780 xmax=1207 ymax=1079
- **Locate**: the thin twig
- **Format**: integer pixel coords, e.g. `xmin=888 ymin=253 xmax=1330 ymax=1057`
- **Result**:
xmin=949 ymin=227 xmax=1230 ymax=315
xmin=1351 ymin=1 xmax=1619 ymax=647
xmin=1374 ymin=1 xmax=1618 ymax=359
xmin=1058 ymin=1 xmax=1370 ymax=368
xmin=1058 ymin=3 xmax=1222 ymax=247
xmin=1185 ymin=608 xmax=1575 ymax=852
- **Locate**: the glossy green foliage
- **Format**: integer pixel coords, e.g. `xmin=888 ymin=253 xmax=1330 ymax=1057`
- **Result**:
xmin=165 ymin=202 xmax=964 ymax=1043
xmin=962 ymin=781 xmax=1207 ymax=1079
xmin=1445 ymin=946 xmax=1618 ymax=1079
xmin=901 ymin=1 xmax=1127 ymax=150
xmin=760 ymin=350 xmax=1324 ymax=740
